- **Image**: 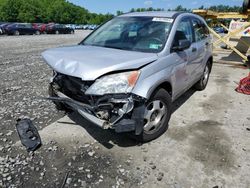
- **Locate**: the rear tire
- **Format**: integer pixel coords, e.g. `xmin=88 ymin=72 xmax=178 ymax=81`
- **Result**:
xmin=130 ymin=88 xmax=172 ymax=142
xmin=194 ymin=61 xmax=211 ymax=91
xmin=55 ymin=30 xmax=59 ymax=34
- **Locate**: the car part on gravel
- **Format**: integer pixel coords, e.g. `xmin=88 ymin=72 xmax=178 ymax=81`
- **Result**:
xmin=16 ymin=118 xmax=42 ymax=152
xmin=61 ymin=171 xmax=70 ymax=188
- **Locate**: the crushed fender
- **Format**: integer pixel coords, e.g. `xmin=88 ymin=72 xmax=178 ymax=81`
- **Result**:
xmin=16 ymin=118 xmax=42 ymax=152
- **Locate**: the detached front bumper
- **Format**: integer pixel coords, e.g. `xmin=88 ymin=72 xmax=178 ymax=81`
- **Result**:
xmin=48 ymin=84 xmax=146 ymax=135
xmin=49 ymin=91 xmax=109 ymax=128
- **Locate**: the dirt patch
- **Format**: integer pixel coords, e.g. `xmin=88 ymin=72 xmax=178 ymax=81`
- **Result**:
xmin=168 ymin=120 xmax=235 ymax=174
xmin=201 ymin=74 xmax=233 ymax=120
xmin=188 ymin=120 xmax=235 ymax=174
xmin=214 ymin=77 xmax=230 ymax=84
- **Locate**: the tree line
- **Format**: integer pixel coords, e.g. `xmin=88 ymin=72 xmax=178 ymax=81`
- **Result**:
xmin=0 ymin=0 xmax=244 ymax=24
xmin=0 ymin=0 xmax=113 ymax=24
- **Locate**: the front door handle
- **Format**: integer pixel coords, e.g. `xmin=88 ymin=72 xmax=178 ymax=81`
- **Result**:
xmin=192 ymin=47 xmax=197 ymax=52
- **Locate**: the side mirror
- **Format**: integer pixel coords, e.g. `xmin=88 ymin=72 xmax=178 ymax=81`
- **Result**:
xmin=172 ymin=39 xmax=191 ymax=51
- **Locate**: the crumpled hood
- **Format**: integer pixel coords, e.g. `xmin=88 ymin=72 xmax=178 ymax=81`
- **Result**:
xmin=42 ymin=45 xmax=158 ymax=80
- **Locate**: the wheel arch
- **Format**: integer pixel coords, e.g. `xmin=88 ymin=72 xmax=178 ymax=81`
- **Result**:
xmin=147 ymin=81 xmax=172 ymax=99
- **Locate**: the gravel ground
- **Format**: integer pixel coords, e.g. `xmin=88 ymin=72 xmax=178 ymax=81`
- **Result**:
xmin=0 ymin=31 xmax=250 ymax=188
xmin=0 ymin=31 xmax=90 ymax=132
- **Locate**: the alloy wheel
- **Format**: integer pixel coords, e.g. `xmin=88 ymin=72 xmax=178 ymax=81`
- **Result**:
xmin=143 ymin=100 xmax=167 ymax=135
xmin=202 ymin=65 xmax=210 ymax=86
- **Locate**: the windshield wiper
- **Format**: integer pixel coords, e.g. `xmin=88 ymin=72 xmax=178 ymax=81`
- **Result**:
xmin=81 ymin=43 xmax=101 ymax=47
xmin=81 ymin=43 xmax=125 ymax=50
xmin=103 ymin=45 xmax=127 ymax=50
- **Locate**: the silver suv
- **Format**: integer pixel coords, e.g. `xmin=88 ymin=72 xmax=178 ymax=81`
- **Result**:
xmin=42 ymin=11 xmax=213 ymax=142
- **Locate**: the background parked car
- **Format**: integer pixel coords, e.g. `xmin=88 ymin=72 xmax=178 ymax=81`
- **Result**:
xmin=46 ymin=24 xmax=74 ymax=34
xmin=74 ymin=24 xmax=83 ymax=30
xmin=213 ymin=26 xmax=228 ymax=34
xmin=0 ymin=23 xmax=11 ymax=34
xmin=88 ymin=24 xmax=98 ymax=30
xmin=5 ymin=23 xmax=40 ymax=35
xmin=38 ymin=23 xmax=55 ymax=34
xmin=82 ymin=25 xmax=89 ymax=30
xmin=32 ymin=23 xmax=41 ymax=30
xmin=65 ymin=24 xmax=76 ymax=30
xmin=37 ymin=23 xmax=47 ymax=34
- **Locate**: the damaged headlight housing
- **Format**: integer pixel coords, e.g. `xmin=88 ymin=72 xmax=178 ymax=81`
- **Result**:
xmin=85 ymin=71 xmax=140 ymax=95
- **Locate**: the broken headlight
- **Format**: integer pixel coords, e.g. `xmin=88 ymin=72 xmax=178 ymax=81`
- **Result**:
xmin=85 ymin=71 xmax=140 ymax=95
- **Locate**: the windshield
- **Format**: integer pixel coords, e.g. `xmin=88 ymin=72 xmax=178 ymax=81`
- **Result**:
xmin=82 ymin=16 xmax=173 ymax=53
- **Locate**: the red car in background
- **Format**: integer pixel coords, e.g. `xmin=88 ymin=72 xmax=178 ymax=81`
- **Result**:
xmin=32 ymin=23 xmax=55 ymax=34
xmin=41 ymin=23 xmax=55 ymax=34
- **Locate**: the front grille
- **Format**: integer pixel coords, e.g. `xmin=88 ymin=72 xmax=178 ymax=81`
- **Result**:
xmin=54 ymin=73 xmax=94 ymax=104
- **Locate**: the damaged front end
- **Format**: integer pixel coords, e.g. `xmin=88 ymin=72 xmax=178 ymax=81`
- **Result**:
xmin=47 ymin=72 xmax=146 ymax=135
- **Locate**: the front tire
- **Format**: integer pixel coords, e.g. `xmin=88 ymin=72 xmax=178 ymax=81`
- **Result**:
xmin=131 ymin=89 xmax=172 ymax=142
xmin=194 ymin=62 xmax=211 ymax=91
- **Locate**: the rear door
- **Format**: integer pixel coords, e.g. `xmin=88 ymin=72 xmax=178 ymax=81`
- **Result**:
xmin=190 ymin=18 xmax=210 ymax=82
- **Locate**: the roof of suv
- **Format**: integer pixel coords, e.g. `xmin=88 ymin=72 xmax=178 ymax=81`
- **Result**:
xmin=119 ymin=11 xmax=182 ymax=18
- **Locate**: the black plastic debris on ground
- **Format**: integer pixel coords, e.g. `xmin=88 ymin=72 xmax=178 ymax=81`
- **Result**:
xmin=16 ymin=118 xmax=42 ymax=152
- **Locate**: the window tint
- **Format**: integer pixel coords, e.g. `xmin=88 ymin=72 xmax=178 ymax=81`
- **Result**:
xmin=173 ymin=18 xmax=193 ymax=47
xmin=192 ymin=18 xmax=209 ymax=41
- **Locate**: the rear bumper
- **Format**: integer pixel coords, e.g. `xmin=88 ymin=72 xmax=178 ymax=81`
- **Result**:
xmin=47 ymin=85 xmax=146 ymax=135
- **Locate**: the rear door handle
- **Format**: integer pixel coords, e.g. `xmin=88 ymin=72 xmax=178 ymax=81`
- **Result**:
xmin=192 ymin=47 xmax=197 ymax=52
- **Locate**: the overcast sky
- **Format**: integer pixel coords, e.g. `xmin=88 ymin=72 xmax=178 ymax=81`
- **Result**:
xmin=69 ymin=0 xmax=243 ymax=14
